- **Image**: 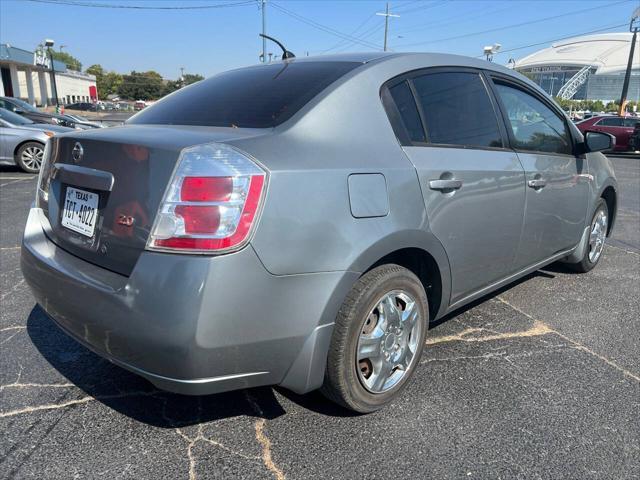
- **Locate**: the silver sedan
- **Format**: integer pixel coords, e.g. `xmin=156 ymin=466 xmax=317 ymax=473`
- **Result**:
xmin=0 ymin=108 xmax=73 ymax=173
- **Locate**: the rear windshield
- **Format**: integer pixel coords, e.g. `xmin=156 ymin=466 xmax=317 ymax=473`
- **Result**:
xmin=128 ymin=61 xmax=361 ymax=128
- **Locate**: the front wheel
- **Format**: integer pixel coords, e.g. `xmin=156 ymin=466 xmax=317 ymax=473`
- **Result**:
xmin=567 ymin=199 xmax=609 ymax=273
xmin=321 ymin=265 xmax=428 ymax=413
xmin=15 ymin=142 xmax=45 ymax=173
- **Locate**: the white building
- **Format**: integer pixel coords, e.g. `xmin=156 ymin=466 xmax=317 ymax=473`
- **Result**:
xmin=0 ymin=43 xmax=97 ymax=106
xmin=514 ymin=33 xmax=640 ymax=102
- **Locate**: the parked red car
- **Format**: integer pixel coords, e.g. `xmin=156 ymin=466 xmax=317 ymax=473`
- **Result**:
xmin=576 ymin=115 xmax=640 ymax=152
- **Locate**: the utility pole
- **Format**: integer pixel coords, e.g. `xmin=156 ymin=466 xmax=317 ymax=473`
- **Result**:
xmin=618 ymin=7 xmax=639 ymax=116
xmin=376 ymin=2 xmax=399 ymax=52
xmin=261 ymin=0 xmax=267 ymax=62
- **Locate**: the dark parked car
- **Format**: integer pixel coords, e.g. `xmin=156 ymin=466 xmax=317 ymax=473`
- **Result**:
xmin=64 ymin=102 xmax=98 ymax=112
xmin=0 ymin=96 xmax=75 ymax=128
xmin=576 ymin=115 xmax=640 ymax=151
xmin=21 ymin=53 xmax=618 ymax=412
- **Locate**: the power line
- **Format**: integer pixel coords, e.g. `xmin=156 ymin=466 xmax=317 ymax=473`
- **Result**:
xmin=333 ymin=19 xmax=387 ymax=53
xmin=395 ymin=0 xmax=631 ymax=48
xmin=270 ymin=2 xmax=382 ymax=50
xmin=320 ymin=12 xmax=377 ymax=54
xmin=396 ymin=4 xmax=512 ymax=36
xmin=24 ymin=0 xmax=255 ymax=10
xmin=393 ymin=0 xmax=447 ymax=15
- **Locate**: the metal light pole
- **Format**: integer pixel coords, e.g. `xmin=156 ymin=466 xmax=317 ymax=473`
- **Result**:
xmin=261 ymin=0 xmax=267 ymax=62
xmin=44 ymin=39 xmax=59 ymax=107
xmin=618 ymin=7 xmax=639 ymax=116
xmin=483 ymin=43 xmax=501 ymax=62
xmin=377 ymin=3 xmax=400 ymax=52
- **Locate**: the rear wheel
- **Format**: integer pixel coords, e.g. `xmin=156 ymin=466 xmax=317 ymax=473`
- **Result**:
xmin=567 ymin=199 xmax=608 ymax=273
xmin=321 ymin=264 xmax=428 ymax=413
xmin=15 ymin=142 xmax=44 ymax=173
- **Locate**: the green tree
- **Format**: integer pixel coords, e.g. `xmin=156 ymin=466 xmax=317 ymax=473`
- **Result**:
xmin=162 ymin=73 xmax=205 ymax=97
xmin=182 ymin=73 xmax=204 ymax=85
xmin=50 ymin=50 xmax=82 ymax=71
xmin=117 ymin=71 xmax=165 ymax=100
xmin=85 ymin=64 xmax=123 ymax=98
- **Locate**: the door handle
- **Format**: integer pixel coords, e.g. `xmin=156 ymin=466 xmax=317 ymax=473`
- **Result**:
xmin=527 ymin=179 xmax=547 ymax=189
xmin=428 ymin=179 xmax=463 ymax=191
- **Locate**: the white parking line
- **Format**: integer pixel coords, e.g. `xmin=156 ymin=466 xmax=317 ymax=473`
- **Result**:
xmin=0 ymin=178 xmax=34 ymax=187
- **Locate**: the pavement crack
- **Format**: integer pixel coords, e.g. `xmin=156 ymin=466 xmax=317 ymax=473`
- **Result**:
xmin=175 ymin=424 xmax=262 ymax=479
xmin=245 ymin=390 xmax=286 ymax=480
xmin=0 ymin=390 xmax=157 ymax=418
xmin=425 ymin=321 xmax=553 ymax=345
xmin=420 ymin=345 xmax=568 ymax=364
xmin=607 ymin=244 xmax=640 ymax=256
xmin=495 ymin=296 xmax=640 ymax=383
xmin=0 ymin=382 xmax=75 ymax=391
xmin=0 ymin=326 xmax=26 ymax=332
xmin=1 ymin=278 xmax=25 ymax=301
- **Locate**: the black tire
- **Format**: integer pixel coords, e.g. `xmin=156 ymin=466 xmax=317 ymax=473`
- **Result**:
xmin=15 ymin=142 xmax=44 ymax=173
xmin=567 ymin=199 xmax=609 ymax=273
xmin=321 ymin=264 xmax=428 ymax=413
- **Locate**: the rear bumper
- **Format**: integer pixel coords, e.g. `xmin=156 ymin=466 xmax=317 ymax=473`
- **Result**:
xmin=21 ymin=208 xmax=356 ymax=395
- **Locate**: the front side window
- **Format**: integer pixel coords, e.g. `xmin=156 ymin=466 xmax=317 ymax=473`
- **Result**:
xmin=623 ymin=118 xmax=640 ymax=128
xmin=411 ymin=72 xmax=503 ymax=148
xmin=597 ymin=117 xmax=624 ymax=127
xmin=494 ymin=82 xmax=572 ymax=155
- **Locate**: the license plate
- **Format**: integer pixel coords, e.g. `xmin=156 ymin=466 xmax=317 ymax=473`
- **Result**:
xmin=61 ymin=187 xmax=99 ymax=237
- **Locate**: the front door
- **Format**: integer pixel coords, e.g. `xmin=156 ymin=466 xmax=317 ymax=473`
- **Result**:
xmin=490 ymin=79 xmax=589 ymax=268
xmin=385 ymin=69 xmax=526 ymax=304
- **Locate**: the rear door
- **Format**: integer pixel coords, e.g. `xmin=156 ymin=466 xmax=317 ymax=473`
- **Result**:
xmin=489 ymin=77 xmax=589 ymax=268
xmin=383 ymin=68 xmax=526 ymax=305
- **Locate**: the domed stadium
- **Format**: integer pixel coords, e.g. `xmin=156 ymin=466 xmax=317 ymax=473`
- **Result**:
xmin=514 ymin=32 xmax=639 ymax=102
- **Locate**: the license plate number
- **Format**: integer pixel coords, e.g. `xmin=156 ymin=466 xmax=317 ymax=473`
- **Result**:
xmin=61 ymin=187 xmax=99 ymax=237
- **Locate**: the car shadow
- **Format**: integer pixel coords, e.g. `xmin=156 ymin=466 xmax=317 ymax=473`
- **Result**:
xmin=0 ymin=165 xmax=26 ymax=173
xmin=26 ymin=306 xmax=286 ymax=428
xmin=26 ymin=268 xmax=563 ymax=422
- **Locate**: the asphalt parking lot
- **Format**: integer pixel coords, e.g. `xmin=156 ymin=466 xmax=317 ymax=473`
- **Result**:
xmin=1 ymin=156 xmax=638 ymax=479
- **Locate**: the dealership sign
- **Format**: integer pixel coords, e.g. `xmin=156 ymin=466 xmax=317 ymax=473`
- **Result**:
xmin=33 ymin=49 xmax=51 ymax=69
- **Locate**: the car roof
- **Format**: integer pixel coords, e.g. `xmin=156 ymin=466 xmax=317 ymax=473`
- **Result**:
xmin=286 ymin=51 xmax=516 ymax=74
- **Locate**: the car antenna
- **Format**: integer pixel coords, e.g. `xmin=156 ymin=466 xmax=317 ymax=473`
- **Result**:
xmin=259 ymin=34 xmax=295 ymax=60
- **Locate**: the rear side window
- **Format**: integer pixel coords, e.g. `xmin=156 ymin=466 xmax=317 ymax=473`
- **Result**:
xmin=494 ymin=82 xmax=572 ymax=155
xmin=129 ymin=61 xmax=361 ymax=128
xmin=388 ymin=81 xmax=426 ymax=143
xmin=411 ymin=72 xmax=503 ymax=148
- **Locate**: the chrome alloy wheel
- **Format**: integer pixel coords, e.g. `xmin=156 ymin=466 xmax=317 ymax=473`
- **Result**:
xmin=21 ymin=145 xmax=44 ymax=170
xmin=588 ymin=208 xmax=607 ymax=264
xmin=356 ymin=290 xmax=422 ymax=394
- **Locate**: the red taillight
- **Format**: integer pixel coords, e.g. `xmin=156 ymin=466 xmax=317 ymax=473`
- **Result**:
xmin=180 ymin=176 xmax=233 ymax=202
xmin=147 ymin=143 xmax=266 ymax=253
xmin=174 ymin=205 xmax=221 ymax=234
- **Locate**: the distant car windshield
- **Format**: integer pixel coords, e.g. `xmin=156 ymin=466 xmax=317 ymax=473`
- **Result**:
xmin=8 ymin=97 xmax=39 ymax=113
xmin=0 ymin=107 xmax=35 ymax=125
xmin=128 ymin=61 xmax=361 ymax=128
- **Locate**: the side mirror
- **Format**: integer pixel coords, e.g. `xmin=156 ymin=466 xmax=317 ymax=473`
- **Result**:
xmin=584 ymin=131 xmax=615 ymax=153
xmin=14 ymin=108 xmax=24 ymax=114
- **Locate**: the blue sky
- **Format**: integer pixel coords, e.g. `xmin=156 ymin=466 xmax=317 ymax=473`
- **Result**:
xmin=0 ymin=0 xmax=635 ymax=79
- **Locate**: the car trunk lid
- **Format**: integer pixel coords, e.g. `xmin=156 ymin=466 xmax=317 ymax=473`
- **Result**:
xmin=41 ymin=125 xmax=266 ymax=276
